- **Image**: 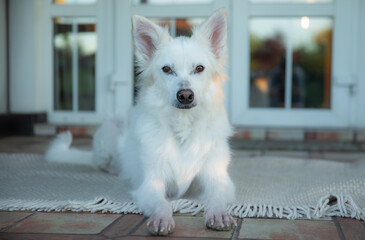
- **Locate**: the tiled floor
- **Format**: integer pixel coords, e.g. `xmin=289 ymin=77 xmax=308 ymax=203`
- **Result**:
xmin=0 ymin=136 xmax=365 ymax=240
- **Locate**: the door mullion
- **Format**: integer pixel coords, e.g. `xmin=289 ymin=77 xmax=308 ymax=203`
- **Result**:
xmin=72 ymin=19 xmax=78 ymax=112
xmin=285 ymin=19 xmax=293 ymax=109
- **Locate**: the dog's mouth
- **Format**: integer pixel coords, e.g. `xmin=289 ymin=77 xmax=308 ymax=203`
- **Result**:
xmin=173 ymin=103 xmax=197 ymax=110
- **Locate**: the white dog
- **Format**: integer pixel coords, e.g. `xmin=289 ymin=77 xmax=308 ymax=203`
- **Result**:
xmin=46 ymin=9 xmax=236 ymax=236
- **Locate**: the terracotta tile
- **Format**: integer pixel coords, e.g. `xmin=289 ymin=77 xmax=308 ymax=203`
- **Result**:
xmin=0 ymin=212 xmax=33 ymax=230
xmin=103 ymin=214 xmax=145 ymax=238
xmin=239 ymin=218 xmax=340 ymax=240
xmin=132 ymin=216 xmax=234 ymax=239
xmin=337 ymin=218 xmax=365 ymax=240
xmin=0 ymin=233 xmax=105 ymax=240
xmin=6 ymin=212 xmax=119 ymax=234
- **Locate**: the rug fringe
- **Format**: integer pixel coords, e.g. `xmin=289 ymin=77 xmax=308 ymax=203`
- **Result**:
xmin=0 ymin=194 xmax=363 ymax=220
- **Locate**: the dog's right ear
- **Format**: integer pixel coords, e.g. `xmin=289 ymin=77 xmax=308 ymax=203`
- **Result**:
xmin=132 ymin=15 xmax=170 ymax=64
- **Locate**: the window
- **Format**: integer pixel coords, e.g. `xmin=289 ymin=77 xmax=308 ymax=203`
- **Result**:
xmin=249 ymin=17 xmax=333 ymax=109
xmin=48 ymin=0 xmax=102 ymax=124
xmin=54 ymin=17 xmax=96 ymax=111
xmin=230 ymin=0 xmax=354 ymax=127
xmin=133 ymin=0 xmax=213 ymax=5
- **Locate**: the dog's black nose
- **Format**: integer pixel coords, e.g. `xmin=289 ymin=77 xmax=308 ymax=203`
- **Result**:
xmin=177 ymin=89 xmax=194 ymax=104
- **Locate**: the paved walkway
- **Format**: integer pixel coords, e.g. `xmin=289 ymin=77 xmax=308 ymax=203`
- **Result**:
xmin=0 ymin=136 xmax=364 ymax=240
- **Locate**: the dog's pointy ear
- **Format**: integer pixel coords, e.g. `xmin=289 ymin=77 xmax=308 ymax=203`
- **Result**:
xmin=132 ymin=15 xmax=170 ymax=64
xmin=193 ymin=9 xmax=227 ymax=60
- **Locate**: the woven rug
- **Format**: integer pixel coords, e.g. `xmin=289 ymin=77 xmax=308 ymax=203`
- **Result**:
xmin=0 ymin=153 xmax=364 ymax=220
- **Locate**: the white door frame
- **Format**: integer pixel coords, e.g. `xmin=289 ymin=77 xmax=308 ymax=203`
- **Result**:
xmin=44 ymin=0 xmax=114 ymax=124
xmin=230 ymin=0 xmax=360 ymax=128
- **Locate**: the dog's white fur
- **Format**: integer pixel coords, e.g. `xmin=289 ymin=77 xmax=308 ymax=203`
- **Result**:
xmin=45 ymin=9 xmax=235 ymax=235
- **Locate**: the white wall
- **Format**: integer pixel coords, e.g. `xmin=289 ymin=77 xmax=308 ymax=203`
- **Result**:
xmin=354 ymin=0 xmax=365 ymax=128
xmin=0 ymin=0 xmax=6 ymax=114
xmin=9 ymin=0 xmax=46 ymax=113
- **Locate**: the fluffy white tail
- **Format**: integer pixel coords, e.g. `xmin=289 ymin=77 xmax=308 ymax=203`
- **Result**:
xmin=45 ymin=131 xmax=93 ymax=166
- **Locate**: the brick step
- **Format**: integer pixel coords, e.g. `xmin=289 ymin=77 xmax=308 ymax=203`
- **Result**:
xmin=34 ymin=124 xmax=97 ymax=137
xmin=233 ymin=128 xmax=365 ymax=143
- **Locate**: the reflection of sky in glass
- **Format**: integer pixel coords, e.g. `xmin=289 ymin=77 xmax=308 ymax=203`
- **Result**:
xmin=55 ymin=33 xmax=96 ymax=55
xmin=250 ymin=17 xmax=332 ymax=49
xmin=54 ymin=18 xmax=96 ymax=55
xmin=54 ymin=0 xmax=97 ymax=4
xmin=134 ymin=0 xmax=212 ymax=4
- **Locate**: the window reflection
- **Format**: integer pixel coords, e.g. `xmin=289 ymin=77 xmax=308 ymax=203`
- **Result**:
xmin=249 ymin=17 xmax=333 ymax=109
xmin=54 ymin=18 xmax=96 ymax=111
xmin=250 ymin=19 xmax=287 ymax=108
xmin=292 ymin=18 xmax=332 ymax=108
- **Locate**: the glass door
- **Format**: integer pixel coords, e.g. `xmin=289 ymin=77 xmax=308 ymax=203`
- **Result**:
xmin=230 ymin=0 xmax=358 ymax=127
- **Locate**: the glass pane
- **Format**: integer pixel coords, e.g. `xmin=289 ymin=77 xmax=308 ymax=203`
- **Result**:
xmin=292 ymin=17 xmax=332 ymax=108
xmin=249 ymin=19 xmax=287 ymax=108
xmin=53 ymin=18 xmax=96 ymax=111
xmin=133 ymin=0 xmax=212 ymax=5
xmin=249 ymin=17 xmax=333 ymax=109
xmin=54 ymin=18 xmax=73 ymax=110
xmin=250 ymin=0 xmax=333 ymax=3
xmin=53 ymin=0 xmax=97 ymax=5
xmin=78 ymin=22 xmax=96 ymax=111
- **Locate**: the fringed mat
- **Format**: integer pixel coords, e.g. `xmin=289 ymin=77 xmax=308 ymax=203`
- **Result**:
xmin=0 ymin=153 xmax=364 ymax=220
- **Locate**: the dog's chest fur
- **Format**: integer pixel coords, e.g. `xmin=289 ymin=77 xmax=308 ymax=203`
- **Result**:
xmin=165 ymin=112 xmax=214 ymax=197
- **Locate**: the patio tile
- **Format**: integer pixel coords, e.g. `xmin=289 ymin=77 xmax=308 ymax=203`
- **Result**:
xmin=132 ymin=216 xmax=234 ymax=238
xmin=336 ymin=218 xmax=365 ymax=240
xmin=0 ymin=212 xmax=33 ymax=230
xmin=238 ymin=218 xmax=340 ymax=240
xmin=0 ymin=233 xmax=105 ymax=240
xmin=6 ymin=212 xmax=119 ymax=234
xmin=322 ymin=152 xmax=365 ymax=162
xmin=102 ymin=214 xmax=145 ymax=238
xmin=263 ymin=150 xmax=309 ymax=158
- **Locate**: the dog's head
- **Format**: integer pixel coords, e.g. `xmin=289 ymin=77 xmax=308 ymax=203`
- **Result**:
xmin=133 ymin=9 xmax=227 ymax=110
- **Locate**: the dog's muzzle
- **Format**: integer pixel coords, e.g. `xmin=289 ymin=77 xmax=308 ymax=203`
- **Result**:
xmin=175 ymin=89 xmax=196 ymax=109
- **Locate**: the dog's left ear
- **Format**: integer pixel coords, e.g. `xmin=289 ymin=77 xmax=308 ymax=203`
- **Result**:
xmin=193 ymin=8 xmax=227 ymax=60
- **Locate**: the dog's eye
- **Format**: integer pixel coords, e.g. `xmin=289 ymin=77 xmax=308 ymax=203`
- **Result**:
xmin=195 ymin=65 xmax=204 ymax=73
xmin=162 ymin=66 xmax=172 ymax=74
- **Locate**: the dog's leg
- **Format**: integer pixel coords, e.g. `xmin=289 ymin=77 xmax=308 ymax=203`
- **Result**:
xmin=199 ymin=150 xmax=236 ymax=231
xmin=132 ymin=177 xmax=175 ymax=235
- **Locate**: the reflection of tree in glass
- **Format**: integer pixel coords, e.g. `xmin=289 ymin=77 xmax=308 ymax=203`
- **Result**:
xmin=295 ymin=29 xmax=332 ymax=109
xmin=54 ymin=23 xmax=73 ymax=110
xmin=250 ymin=27 xmax=332 ymax=109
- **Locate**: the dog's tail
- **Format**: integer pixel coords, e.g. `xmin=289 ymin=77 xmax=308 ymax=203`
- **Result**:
xmin=45 ymin=131 xmax=93 ymax=166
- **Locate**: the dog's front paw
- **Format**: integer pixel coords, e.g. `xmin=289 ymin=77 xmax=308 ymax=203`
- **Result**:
xmin=205 ymin=211 xmax=236 ymax=231
xmin=146 ymin=213 xmax=175 ymax=235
